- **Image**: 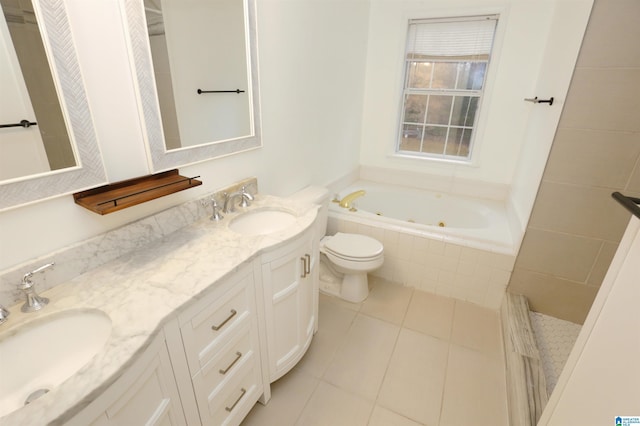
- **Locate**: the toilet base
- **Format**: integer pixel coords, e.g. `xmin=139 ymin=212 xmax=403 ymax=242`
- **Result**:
xmin=319 ymin=259 xmax=370 ymax=303
xmin=340 ymin=273 xmax=369 ymax=303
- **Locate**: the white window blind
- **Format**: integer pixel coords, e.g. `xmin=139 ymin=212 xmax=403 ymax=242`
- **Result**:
xmin=406 ymin=16 xmax=498 ymax=58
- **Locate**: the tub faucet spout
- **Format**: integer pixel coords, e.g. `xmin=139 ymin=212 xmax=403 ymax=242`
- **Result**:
xmin=339 ymin=190 xmax=366 ymax=209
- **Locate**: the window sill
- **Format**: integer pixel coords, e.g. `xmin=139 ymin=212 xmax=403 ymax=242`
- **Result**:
xmin=389 ymin=152 xmax=478 ymax=167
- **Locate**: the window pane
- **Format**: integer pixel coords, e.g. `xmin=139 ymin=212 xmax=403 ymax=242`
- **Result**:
xmin=403 ymin=94 xmax=427 ymax=123
xmin=399 ymin=124 xmax=423 ymax=152
xmin=456 ymin=62 xmax=487 ymax=90
xmin=450 ymin=96 xmax=478 ymax=127
xmin=407 ymin=61 xmax=432 ymax=89
xmin=446 ymin=127 xmax=472 ymax=157
xmin=431 ymin=62 xmax=457 ymax=89
xmin=426 ymin=95 xmax=452 ymax=125
xmin=422 ymin=126 xmax=447 ymax=154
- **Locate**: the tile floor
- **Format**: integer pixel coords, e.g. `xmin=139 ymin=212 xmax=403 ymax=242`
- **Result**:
xmin=242 ymin=277 xmax=508 ymax=426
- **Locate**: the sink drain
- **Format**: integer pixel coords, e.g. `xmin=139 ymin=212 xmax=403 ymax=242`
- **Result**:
xmin=24 ymin=388 xmax=49 ymax=405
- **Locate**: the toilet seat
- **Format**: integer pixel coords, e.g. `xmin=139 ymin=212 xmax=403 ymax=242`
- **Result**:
xmin=321 ymin=233 xmax=384 ymax=261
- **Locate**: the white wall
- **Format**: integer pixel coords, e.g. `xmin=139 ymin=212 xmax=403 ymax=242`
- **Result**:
xmin=358 ymin=0 xmax=590 ymax=193
xmin=508 ymin=0 xmax=594 ymax=240
xmin=0 ymin=0 xmax=369 ymax=271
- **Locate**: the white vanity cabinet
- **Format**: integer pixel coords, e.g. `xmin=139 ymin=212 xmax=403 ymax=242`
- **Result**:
xmin=59 ymin=207 xmax=321 ymax=426
xmin=66 ymin=332 xmax=186 ymax=426
xmin=260 ymin=227 xmax=318 ymax=382
xmin=169 ymin=262 xmax=264 ymax=426
xmin=67 ymin=263 xmax=264 ymax=426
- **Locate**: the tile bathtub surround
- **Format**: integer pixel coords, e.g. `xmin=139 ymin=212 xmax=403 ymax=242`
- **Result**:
xmin=242 ymin=278 xmax=508 ymax=426
xmin=0 ymin=177 xmax=258 ymax=308
xmin=327 ymin=216 xmax=516 ymax=310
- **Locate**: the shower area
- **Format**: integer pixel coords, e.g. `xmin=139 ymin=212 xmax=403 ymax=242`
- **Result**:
xmin=503 ymin=0 xmax=640 ymax=422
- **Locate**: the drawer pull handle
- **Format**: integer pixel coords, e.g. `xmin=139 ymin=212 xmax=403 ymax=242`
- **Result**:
xmin=305 ymin=254 xmax=311 ymax=275
xmin=211 ymin=309 xmax=237 ymax=331
xmin=219 ymin=351 xmax=242 ymax=375
xmin=225 ymin=387 xmax=246 ymax=412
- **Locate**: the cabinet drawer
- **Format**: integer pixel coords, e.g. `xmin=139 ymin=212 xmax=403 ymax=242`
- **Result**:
xmin=194 ymin=346 xmax=261 ymax=426
xmin=181 ymin=273 xmax=252 ymax=373
xmin=192 ymin=322 xmax=254 ymax=400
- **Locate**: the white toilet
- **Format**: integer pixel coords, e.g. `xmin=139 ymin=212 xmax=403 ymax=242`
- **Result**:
xmin=287 ymin=185 xmax=384 ymax=303
xmin=320 ymin=232 xmax=384 ymax=303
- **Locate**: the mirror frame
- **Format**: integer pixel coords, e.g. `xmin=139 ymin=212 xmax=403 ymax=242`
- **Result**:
xmin=121 ymin=0 xmax=262 ymax=172
xmin=0 ymin=0 xmax=106 ymax=211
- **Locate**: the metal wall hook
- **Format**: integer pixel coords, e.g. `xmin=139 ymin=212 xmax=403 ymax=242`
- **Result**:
xmin=197 ymin=89 xmax=245 ymax=94
xmin=0 ymin=119 xmax=37 ymax=129
xmin=524 ymin=96 xmax=554 ymax=106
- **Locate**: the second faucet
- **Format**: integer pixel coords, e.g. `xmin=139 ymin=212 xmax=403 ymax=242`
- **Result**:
xmin=223 ymin=186 xmax=254 ymax=213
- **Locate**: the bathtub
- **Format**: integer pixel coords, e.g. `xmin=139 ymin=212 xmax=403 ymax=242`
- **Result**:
xmin=326 ymin=180 xmax=517 ymax=309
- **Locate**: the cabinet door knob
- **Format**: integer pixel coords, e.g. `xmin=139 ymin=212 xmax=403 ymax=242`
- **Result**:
xmin=211 ymin=309 xmax=237 ymax=331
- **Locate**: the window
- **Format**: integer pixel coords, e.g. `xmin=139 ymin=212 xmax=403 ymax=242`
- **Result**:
xmin=397 ymin=16 xmax=497 ymax=161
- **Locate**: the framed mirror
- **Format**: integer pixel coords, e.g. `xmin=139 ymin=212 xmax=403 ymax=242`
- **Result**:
xmin=121 ymin=0 xmax=261 ymax=172
xmin=0 ymin=0 xmax=106 ymax=211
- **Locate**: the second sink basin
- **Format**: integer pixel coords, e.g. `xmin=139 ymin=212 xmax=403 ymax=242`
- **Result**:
xmin=229 ymin=209 xmax=297 ymax=235
xmin=0 ymin=309 xmax=112 ymax=417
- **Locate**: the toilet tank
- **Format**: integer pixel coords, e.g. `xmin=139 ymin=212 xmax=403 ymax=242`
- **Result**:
xmin=287 ymin=186 xmax=331 ymax=236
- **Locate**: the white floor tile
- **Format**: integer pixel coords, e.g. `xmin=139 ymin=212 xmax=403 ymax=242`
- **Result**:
xmin=245 ymin=289 xmax=509 ymax=426
xmin=319 ymin=291 xmax=363 ymax=312
xmin=241 ymin=368 xmax=319 ymax=426
xmin=451 ymin=300 xmax=502 ymax=356
xmin=440 ymin=344 xmax=508 ymax=426
xmin=368 ymin=405 xmax=423 ymax=426
xmin=295 ymin=381 xmax=374 ymax=426
xmin=361 ymin=277 xmax=414 ymax=325
xmin=296 ymin=298 xmax=358 ymax=378
xmin=323 ymin=314 xmax=399 ymax=400
xmin=377 ymin=328 xmax=449 ymax=425
xmin=403 ymin=290 xmax=455 ymax=340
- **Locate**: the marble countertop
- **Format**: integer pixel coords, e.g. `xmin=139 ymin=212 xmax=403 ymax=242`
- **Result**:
xmin=0 ymin=195 xmax=318 ymax=426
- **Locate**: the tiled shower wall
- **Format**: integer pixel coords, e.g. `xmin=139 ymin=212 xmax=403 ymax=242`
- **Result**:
xmin=507 ymin=0 xmax=640 ymax=324
xmin=327 ymin=216 xmax=516 ymax=310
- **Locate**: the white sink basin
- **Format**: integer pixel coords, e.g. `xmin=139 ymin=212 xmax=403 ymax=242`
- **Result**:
xmin=0 ymin=309 xmax=112 ymax=417
xmin=229 ymin=209 xmax=297 ymax=235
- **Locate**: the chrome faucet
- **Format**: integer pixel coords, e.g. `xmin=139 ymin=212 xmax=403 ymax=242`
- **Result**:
xmin=207 ymin=198 xmax=224 ymax=221
xmin=223 ymin=186 xmax=254 ymax=213
xmin=0 ymin=304 xmax=9 ymax=324
xmin=18 ymin=262 xmax=54 ymax=313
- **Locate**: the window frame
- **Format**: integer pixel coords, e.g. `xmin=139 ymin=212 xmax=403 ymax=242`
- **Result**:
xmin=395 ymin=15 xmax=498 ymax=164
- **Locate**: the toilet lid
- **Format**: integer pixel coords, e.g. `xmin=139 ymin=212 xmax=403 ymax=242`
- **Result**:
xmin=323 ymin=233 xmax=383 ymax=259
